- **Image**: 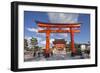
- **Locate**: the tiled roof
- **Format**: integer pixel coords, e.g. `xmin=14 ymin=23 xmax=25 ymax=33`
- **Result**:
xmin=53 ymin=39 xmax=66 ymax=44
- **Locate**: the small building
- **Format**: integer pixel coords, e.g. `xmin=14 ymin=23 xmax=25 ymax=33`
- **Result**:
xmin=53 ymin=39 xmax=66 ymax=50
xmin=81 ymin=44 xmax=86 ymax=51
xmin=79 ymin=43 xmax=90 ymax=51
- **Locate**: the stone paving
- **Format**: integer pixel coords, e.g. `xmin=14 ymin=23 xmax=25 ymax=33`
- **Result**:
xmin=24 ymin=52 xmax=90 ymax=62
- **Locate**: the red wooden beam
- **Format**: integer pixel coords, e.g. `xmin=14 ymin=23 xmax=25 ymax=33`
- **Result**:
xmin=37 ymin=23 xmax=80 ymax=28
xmin=38 ymin=30 xmax=80 ymax=33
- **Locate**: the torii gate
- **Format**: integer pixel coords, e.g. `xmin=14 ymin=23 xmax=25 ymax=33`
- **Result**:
xmin=36 ymin=21 xmax=81 ymax=57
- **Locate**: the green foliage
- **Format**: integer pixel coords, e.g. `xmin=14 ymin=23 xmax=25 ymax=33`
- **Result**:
xmin=24 ymin=37 xmax=38 ymax=51
xmin=24 ymin=39 xmax=28 ymax=51
xmin=30 ymin=37 xmax=39 ymax=51
xmin=66 ymin=42 xmax=80 ymax=51
xmin=77 ymin=48 xmax=81 ymax=53
xmin=74 ymin=43 xmax=80 ymax=49
xmin=31 ymin=37 xmax=38 ymax=45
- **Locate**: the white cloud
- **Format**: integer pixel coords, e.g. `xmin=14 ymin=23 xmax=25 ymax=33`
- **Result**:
xmin=47 ymin=13 xmax=79 ymax=23
xmin=38 ymin=27 xmax=45 ymax=30
xmin=51 ymin=33 xmax=67 ymax=39
xmin=38 ymin=39 xmax=54 ymax=47
xmin=60 ymin=33 xmax=67 ymax=37
xmin=27 ymin=28 xmax=38 ymax=32
xmin=37 ymin=33 xmax=45 ymax=37
xmin=40 ymin=40 xmax=46 ymax=45
xmin=37 ymin=37 xmax=42 ymax=42
xmin=50 ymin=39 xmax=54 ymax=43
xmin=24 ymin=36 xmax=32 ymax=48
xmin=24 ymin=36 xmax=31 ymax=40
xmin=27 ymin=27 xmax=46 ymax=38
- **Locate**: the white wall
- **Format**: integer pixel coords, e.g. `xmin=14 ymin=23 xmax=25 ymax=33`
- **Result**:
xmin=0 ymin=0 xmax=99 ymax=73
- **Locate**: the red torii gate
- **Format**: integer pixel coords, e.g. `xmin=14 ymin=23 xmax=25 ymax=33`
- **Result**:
xmin=36 ymin=21 xmax=81 ymax=57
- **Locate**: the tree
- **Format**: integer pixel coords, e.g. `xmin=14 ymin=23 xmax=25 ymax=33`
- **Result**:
xmin=31 ymin=37 xmax=38 ymax=46
xmin=68 ymin=41 xmax=71 ymax=51
xmin=30 ymin=37 xmax=38 ymax=51
xmin=24 ymin=39 xmax=28 ymax=51
xmin=74 ymin=43 xmax=79 ymax=49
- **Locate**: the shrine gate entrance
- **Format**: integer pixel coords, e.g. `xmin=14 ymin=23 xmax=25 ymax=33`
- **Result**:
xmin=36 ymin=21 xmax=80 ymax=57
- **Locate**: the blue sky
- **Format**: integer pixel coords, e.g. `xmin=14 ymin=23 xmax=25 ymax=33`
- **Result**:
xmin=24 ymin=11 xmax=90 ymax=47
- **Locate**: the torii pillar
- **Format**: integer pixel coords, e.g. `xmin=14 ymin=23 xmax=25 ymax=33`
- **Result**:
xmin=70 ymin=28 xmax=77 ymax=56
xmin=45 ymin=29 xmax=50 ymax=57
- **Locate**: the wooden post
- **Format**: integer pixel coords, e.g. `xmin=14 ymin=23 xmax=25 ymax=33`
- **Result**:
xmin=70 ymin=28 xmax=76 ymax=56
xmin=45 ymin=29 xmax=50 ymax=57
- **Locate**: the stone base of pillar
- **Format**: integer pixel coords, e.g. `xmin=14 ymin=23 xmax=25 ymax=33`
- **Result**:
xmin=44 ymin=53 xmax=50 ymax=58
xmin=44 ymin=48 xmax=50 ymax=58
xmin=71 ymin=52 xmax=77 ymax=57
xmin=71 ymin=49 xmax=77 ymax=57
